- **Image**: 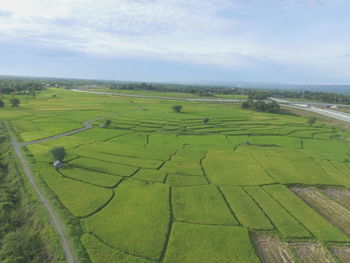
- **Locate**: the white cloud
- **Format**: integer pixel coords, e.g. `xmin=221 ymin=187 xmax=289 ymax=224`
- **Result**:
xmin=0 ymin=0 xmax=350 ymax=79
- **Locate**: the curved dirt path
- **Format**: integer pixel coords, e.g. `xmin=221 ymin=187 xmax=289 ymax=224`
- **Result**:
xmin=6 ymin=109 xmax=136 ymax=263
xmin=5 ymin=121 xmax=77 ymax=263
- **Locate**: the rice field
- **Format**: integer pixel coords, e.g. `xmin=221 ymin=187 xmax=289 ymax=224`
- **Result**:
xmin=2 ymin=87 xmax=350 ymax=262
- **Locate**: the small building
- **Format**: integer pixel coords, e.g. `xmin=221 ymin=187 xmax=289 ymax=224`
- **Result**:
xmin=330 ymin=105 xmax=338 ymax=109
xmin=53 ymin=160 xmax=63 ymax=169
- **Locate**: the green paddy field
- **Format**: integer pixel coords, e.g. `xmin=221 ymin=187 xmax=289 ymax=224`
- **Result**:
xmin=1 ymin=88 xmax=350 ymax=263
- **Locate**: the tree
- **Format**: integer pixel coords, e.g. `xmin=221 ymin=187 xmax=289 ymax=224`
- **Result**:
xmin=307 ymin=117 xmax=317 ymax=126
xmin=172 ymin=105 xmax=183 ymax=113
xmin=9 ymin=98 xmax=20 ymax=107
xmin=49 ymin=147 xmax=67 ymax=162
xmin=104 ymin=119 xmax=112 ymax=127
xmin=0 ymin=99 xmax=4 ymax=108
xmin=203 ymin=118 xmax=209 ymax=124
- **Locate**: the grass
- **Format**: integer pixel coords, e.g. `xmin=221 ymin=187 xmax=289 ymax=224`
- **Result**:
xmin=37 ymin=165 xmax=113 ymax=217
xmin=59 ymin=167 xmax=123 ymax=187
xmin=172 ymin=185 xmax=238 ymax=225
xmin=204 ymin=150 xmax=274 ymax=185
xmin=83 ymin=180 xmax=169 ymax=260
xmin=264 ymin=185 xmax=349 ymax=242
xmin=245 ymin=186 xmax=312 ymax=239
xmin=303 ymin=138 xmax=350 ymax=161
xmin=4 ymin=87 xmax=350 ymax=262
xmin=220 ymin=186 xmax=273 ymax=230
xmin=81 ymin=234 xmax=152 ymax=263
xmin=132 ymin=169 xmax=167 ymax=183
xmin=166 ymin=175 xmax=208 ymax=186
xmin=68 ymin=157 xmax=138 ymax=176
xmin=163 ymin=223 xmax=260 ymax=263
xmin=73 ymin=148 xmax=163 ymax=168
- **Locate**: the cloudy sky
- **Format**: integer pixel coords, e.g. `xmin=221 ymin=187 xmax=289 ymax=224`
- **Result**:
xmin=0 ymin=0 xmax=349 ymax=83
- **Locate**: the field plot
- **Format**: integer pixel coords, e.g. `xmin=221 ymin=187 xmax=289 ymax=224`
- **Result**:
xmin=204 ymin=150 xmax=274 ymax=185
xmin=163 ymin=223 xmax=260 ymax=263
xmin=253 ymin=234 xmax=296 ymax=263
xmin=69 ymin=157 xmax=138 ymax=176
xmin=321 ymin=187 xmax=350 ymax=210
xmin=161 ymin=147 xmax=205 ymax=176
xmin=166 ymin=175 xmax=208 ymax=186
xmin=172 ymin=185 xmax=237 ymax=225
xmin=329 ymin=245 xmax=350 ymax=263
xmin=220 ymin=186 xmax=273 ymax=230
xmin=264 ymin=185 xmax=349 ymax=241
xmin=84 ymin=180 xmax=169 ymax=260
xmin=291 ymin=187 xmax=350 ymax=237
xmin=36 ymin=165 xmax=113 ymax=217
xmin=73 ymin=149 xmax=163 ymax=169
xmin=289 ymin=243 xmax=336 ymax=263
xmin=59 ymin=167 xmax=123 ymax=188
xmin=5 ymin=88 xmax=350 ymax=263
xmin=81 ymin=234 xmax=153 ymax=263
xmin=245 ymin=186 xmax=311 ymax=238
xmin=133 ymin=169 xmax=167 ymax=183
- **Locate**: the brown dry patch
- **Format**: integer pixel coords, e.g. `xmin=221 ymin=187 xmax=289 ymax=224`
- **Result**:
xmin=290 ymin=242 xmax=336 ymax=263
xmin=321 ymin=188 xmax=350 ymax=211
xmin=291 ymin=187 xmax=350 ymax=236
xmin=329 ymin=245 xmax=350 ymax=263
xmin=253 ymin=233 xmax=296 ymax=263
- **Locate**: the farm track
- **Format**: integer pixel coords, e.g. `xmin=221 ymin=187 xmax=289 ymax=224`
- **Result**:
xmin=4 ymin=121 xmax=77 ymax=263
xmin=5 ymin=110 xmax=137 ymax=263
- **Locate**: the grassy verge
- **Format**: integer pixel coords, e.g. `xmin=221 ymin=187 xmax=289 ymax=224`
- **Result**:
xmin=0 ymin=120 xmax=65 ymax=262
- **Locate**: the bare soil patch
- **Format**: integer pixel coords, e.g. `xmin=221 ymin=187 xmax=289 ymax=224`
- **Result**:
xmin=289 ymin=242 xmax=336 ymax=263
xmin=291 ymin=187 xmax=350 ymax=236
xmin=253 ymin=233 xmax=296 ymax=263
xmin=321 ymin=188 xmax=350 ymax=210
xmin=329 ymin=245 xmax=350 ymax=263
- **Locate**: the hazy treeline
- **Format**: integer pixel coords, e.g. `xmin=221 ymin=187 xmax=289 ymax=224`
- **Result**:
xmin=108 ymin=82 xmax=350 ymax=104
xmin=1 ymin=76 xmax=350 ymax=104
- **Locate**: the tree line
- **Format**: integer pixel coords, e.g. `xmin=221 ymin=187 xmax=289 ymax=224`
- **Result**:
xmin=1 ymin=76 xmax=350 ymax=105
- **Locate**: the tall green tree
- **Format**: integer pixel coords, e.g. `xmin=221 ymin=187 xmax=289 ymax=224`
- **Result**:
xmin=49 ymin=147 xmax=67 ymax=162
xmin=9 ymin=98 xmax=20 ymax=107
xmin=307 ymin=117 xmax=317 ymax=126
xmin=172 ymin=105 xmax=183 ymax=113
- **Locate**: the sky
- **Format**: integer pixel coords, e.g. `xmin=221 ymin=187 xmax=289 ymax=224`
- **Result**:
xmin=0 ymin=0 xmax=350 ymax=84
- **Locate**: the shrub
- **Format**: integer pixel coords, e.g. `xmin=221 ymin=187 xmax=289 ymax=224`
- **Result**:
xmin=49 ymin=147 xmax=67 ymax=162
xmin=9 ymin=98 xmax=20 ymax=107
xmin=172 ymin=105 xmax=183 ymax=113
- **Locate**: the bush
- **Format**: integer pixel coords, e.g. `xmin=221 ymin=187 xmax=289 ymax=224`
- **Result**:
xmin=9 ymin=98 xmax=20 ymax=107
xmin=307 ymin=117 xmax=317 ymax=126
xmin=241 ymin=99 xmax=291 ymax=115
xmin=203 ymin=118 xmax=209 ymax=124
xmin=172 ymin=105 xmax=183 ymax=113
xmin=49 ymin=147 xmax=67 ymax=162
